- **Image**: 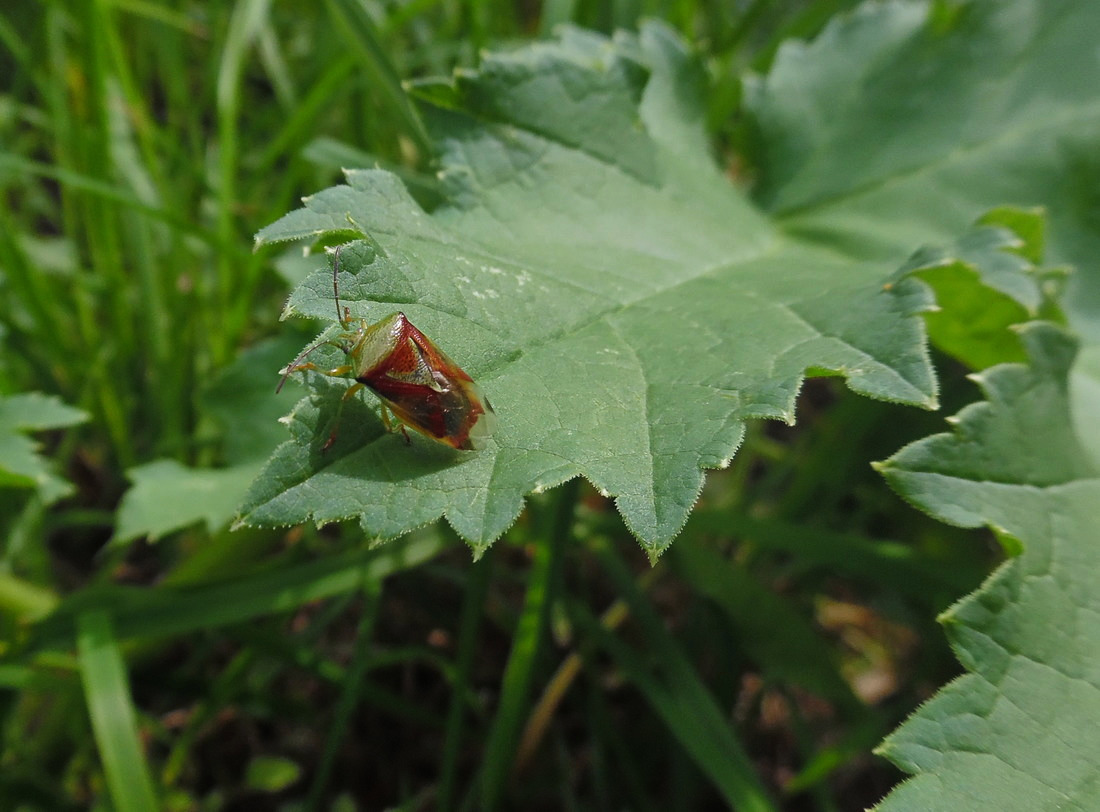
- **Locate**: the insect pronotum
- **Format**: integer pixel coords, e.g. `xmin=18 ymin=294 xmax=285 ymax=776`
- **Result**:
xmin=277 ymin=246 xmax=495 ymax=451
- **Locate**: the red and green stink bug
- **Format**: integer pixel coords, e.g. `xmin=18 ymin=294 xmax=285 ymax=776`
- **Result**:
xmin=277 ymin=246 xmax=495 ymax=451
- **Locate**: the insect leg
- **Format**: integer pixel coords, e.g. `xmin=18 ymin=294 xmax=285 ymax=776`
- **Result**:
xmin=321 ymin=381 xmax=366 ymax=453
xmin=288 ymin=362 xmax=355 ymax=379
xmin=276 ymin=338 xmax=354 ymax=392
xmin=378 ymin=403 xmax=411 ymax=444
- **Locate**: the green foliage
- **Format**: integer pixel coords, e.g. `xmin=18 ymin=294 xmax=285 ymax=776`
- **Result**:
xmin=244 ymin=755 xmax=303 ymax=792
xmin=112 ymin=336 xmax=305 ymax=545
xmin=77 ymin=611 xmax=159 ymax=812
xmin=742 ymin=3 xmax=1100 ymax=805
xmin=3 ymin=0 xmax=1100 ymax=809
xmin=113 ymin=459 xmax=264 ymax=545
xmin=891 ymin=209 xmax=1065 ymax=370
xmin=876 ymin=324 xmax=1100 ymax=810
xmin=0 ymin=392 xmax=87 ymax=504
xmin=747 ymin=0 xmax=1100 ymax=326
xmin=245 ymin=24 xmax=938 ymax=555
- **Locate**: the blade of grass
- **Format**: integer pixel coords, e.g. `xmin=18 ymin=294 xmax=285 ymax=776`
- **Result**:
xmin=685 ymin=510 xmax=983 ymax=601
xmin=91 ymin=0 xmax=199 ymax=455
xmin=0 ymin=572 xmax=59 ymax=621
xmin=110 ymin=0 xmax=201 ymax=33
xmin=255 ymin=56 xmax=358 ymax=173
xmin=43 ymin=4 xmax=135 ymax=467
xmin=586 ymin=537 xmax=777 ymax=812
xmin=538 ymin=0 xmax=577 ymax=37
xmin=161 ymin=644 xmax=257 ymax=786
xmin=467 ymin=0 xmax=492 ymax=56
xmin=30 ymin=532 xmax=444 ymax=650
xmin=437 ymin=547 xmax=495 ymax=811
xmin=476 ymin=479 xmax=578 ymax=810
xmin=214 ymin=0 xmax=271 ymax=366
xmin=324 ymin=0 xmax=433 ymax=159
xmin=569 ymin=595 xmax=775 ymax=812
xmin=670 ymin=538 xmax=861 ymax=711
xmin=0 ymin=155 xmax=226 ymax=248
xmin=300 ymin=136 xmax=444 ymax=204
xmin=77 ymin=609 xmax=159 ymax=812
xmin=513 ymin=591 xmax=636 ymax=775
xmin=305 ymin=582 xmax=381 ymax=810
xmin=578 ymin=662 xmax=662 ymax=812
xmin=0 ymin=220 xmax=64 ymax=379
xmin=256 ymin=17 xmax=297 ymax=109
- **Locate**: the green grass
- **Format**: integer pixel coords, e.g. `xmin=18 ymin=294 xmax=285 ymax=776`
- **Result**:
xmin=0 ymin=1 xmax=994 ymax=809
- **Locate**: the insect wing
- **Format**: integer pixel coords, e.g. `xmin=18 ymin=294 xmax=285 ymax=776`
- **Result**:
xmin=358 ymin=314 xmax=494 ymax=450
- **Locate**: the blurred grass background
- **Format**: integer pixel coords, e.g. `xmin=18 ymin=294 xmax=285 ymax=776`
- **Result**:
xmin=0 ymin=1 xmax=996 ymax=809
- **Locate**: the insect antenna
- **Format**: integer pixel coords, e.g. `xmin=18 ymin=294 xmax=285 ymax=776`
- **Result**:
xmin=332 ymin=244 xmax=349 ymax=328
xmin=276 ymin=338 xmax=330 ymax=393
xmin=276 ymin=245 xmax=351 ymax=394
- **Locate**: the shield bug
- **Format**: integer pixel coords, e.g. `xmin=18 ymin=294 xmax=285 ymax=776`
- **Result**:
xmin=277 ymin=246 xmax=495 ymax=451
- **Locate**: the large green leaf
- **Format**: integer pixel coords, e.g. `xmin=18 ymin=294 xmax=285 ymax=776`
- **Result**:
xmin=242 ymin=24 xmax=937 ymax=553
xmin=244 ymin=0 xmax=1100 ymax=553
xmin=748 ymin=0 xmax=1100 ymax=340
xmin=889 ymin=207 xmax=1065 ymax=370
xmin=874 ymin=323 xmax=1100 ymax=810
xmin=112 ymin=336 xmax=305 ymax=545
xmin=0 ymin=392 xmax=88 ymax=504
xmin=745 ymin=2 xmax=1100 ymax=804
